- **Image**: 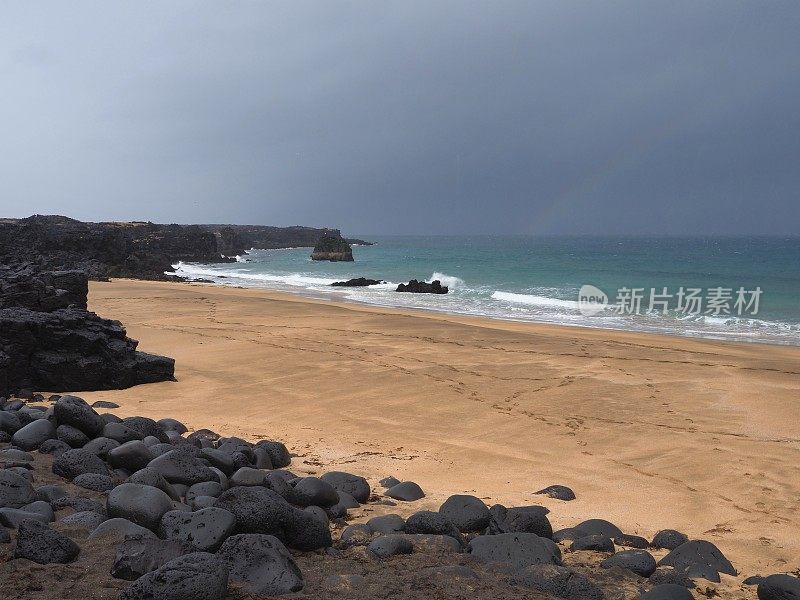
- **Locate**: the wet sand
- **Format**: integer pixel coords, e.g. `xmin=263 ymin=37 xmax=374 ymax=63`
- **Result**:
xmin=79 ymin=279 xmax=800 ymax=580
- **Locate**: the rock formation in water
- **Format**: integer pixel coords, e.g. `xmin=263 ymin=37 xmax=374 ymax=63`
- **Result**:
xmin=311 ymin=236 xmax=354 ymax=262
xmin=396 ymin=279 xmax=448 ymax=294
xmin=331 ymin=278 xmax=384 ymax=287
xmin=201 ymin=224 xmax=371 ymax=257
xmin=0 ymin=264 xmax=174 ymax=397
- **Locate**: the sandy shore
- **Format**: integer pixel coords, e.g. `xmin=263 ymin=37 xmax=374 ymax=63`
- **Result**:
xmin=79 ymin=279 xmax=800 ymax=580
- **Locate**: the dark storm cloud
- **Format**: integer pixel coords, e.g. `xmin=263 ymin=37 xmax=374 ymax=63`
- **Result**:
xmin=1 ymin=1 xmax=798 ymax=235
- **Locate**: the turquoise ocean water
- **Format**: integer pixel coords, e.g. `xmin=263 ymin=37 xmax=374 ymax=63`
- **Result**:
xmin=173 ymin=236 xmax=800 ymax=346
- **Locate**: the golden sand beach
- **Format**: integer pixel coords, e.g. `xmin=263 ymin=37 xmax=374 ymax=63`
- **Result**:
xmin=79 ymin=279 xmax=800 ymax=581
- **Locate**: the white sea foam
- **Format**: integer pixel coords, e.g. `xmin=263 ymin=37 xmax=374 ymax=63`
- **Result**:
xmin=491 ymin=290 xmax=580 ymax=309
xmin=171 ymin=259 xmax=800 ymax=346
xmin=428 ymin=272 xmax=464 ymax=289
xmin=172 ymin=262 xmax=337 ymax=287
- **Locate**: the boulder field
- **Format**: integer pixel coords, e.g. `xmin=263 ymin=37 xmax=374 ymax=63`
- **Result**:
xmin=0 ymin=393 xmax=795 ymax=599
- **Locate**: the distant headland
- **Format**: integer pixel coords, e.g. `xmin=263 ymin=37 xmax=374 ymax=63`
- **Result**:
xmin=0 ymin=215 xmax=371 ymax=280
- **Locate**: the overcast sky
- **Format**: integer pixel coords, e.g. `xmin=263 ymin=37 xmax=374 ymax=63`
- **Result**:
xmin=1 ymin=2 xmax=798 ymax=235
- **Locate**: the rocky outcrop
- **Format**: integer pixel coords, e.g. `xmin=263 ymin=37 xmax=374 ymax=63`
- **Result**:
xmin=331 ymin=278 xmax=384 ymax=287
xmin=0 ymin=215 xmax=226 ymax=281
xmin=0 ymin=216 xmax=371 ymax=280
xmin=1 ymin=267 xmax=87 ymax=311
xmin=396 ymin=279 xmax=448 ymax=294
xmin=0 ymin=265 xmax=174 ymax=397
xmin=311 ymin=236 xmax=354 ymax=262
xmin=200 ymin=224 xmax=371 ymax=257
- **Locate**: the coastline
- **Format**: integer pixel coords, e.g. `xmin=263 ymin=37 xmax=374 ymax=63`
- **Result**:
xmin=79 ymin=278 xmax=800 ymax=581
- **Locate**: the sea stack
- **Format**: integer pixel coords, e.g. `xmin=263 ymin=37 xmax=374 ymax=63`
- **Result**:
xmin=311 ymin=235 xmax=354 ymax=262
xmin=396 ymin=279 xmax=448 ymax=294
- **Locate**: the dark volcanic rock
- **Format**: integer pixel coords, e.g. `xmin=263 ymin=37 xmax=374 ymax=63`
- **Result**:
xmin=0 ymin=411 xmax=22 ymax=434
xmin=119 ymin=552 xmax=229 ymax=600
xmin=52 ymin=448 xmax=109 ymax=480
xmin=229 ymin=466 xmax=269 ymax=487
xmin=128 ymin=467 xmax=181 ymax=501
xmin=54 ymin=395 xmax=105 ymax=437
xmin=758 ymin=574 xmax=800 ymax=599
xmin=213 ymin=485 xmax=332 ymax=550
xmin=203 ymin=223 xmax=367 ymax=256
xmin=92 ymin=400 xmax=120 ymax=409
xmin=186 ymin=428 xmax=221 ymax=447
xmin=186 ymin=481 xmax=223 ymax=502
xmin=320 ymin=471 xmax=370 ymax=503
xmin=158 ymin=418 xmax=188 ymax=434
xmin=37 ymin=438 xmax=71 ymax=456
xmin=553 ymin=528 xmax=584 ymax=543
xmin=34 ymin=485 xmax=69 ymax=504
xmin=512 ymin=564 xmax=603 ymax=599
xmin=108 ymin=440 xmax=154 ymax=472
xmin=0 ymin=266 xmax=175 ymax=397
xmin=148 ymin=449 xmax=218 ymax=485
xmin=367 ymin=514 xmax=406 ymax=534
xmin=368 ymin=534 xmax=414 ymax=558
xmin=0 ymin=448 xmax=33 ymax=462
xmin=122 ymin=416 xmax=170 ymax=443
xmin=159 ymin=507 xmax=237 ymax=552
xmin=104 ymin=423 xmax=145 ymax=443
xmin=601 ymin=549 xmax=657 ymax=577
xmin=396 ymin=279 xmax=448 ymax=294
xmin=488 ymin=504 xmax=553 ymax=539
xmin=0 ymin=216 xmax=224 ymax=281
xmin=341 ymin=524 xmax=373 ymax=546
xmin=198 ymin=448 xmax=235 ymax=475
xmin=14 ymin=519 xmax=80 ymax=564
xmin=112 ymin=535 xmax=194 ymax=581
xmin=328 ymin=491 xmax=359 ymax=518
xmin=0 ymin=507 xmax=50 ymax=527
xmin=331 ymin=277 xmax=384 ymax=287
xmin=107 ymin=483 xmax=175 ymax=531
xmin=439 ymin=494 xmax=490 ymax=532
xmin=0 ymin=469 xmax=36 ymax=508
xmin=651 ymin=529 xmax=689 ymax=550
xmin=650 ymin=571 xmax=694 ymax=590
xmin=254 ymin=440 xmax=291 ymax=468
xmin=56 ymin=424 xmax=90 ymax=447
xmin=577 ymin=518 xmax=623 ymax=537
xmin=658 ymin=540 xmax=736 ymax=581
xmin=83 ymin=436 xmax=120 ymax=457
xmin=22 ymin=500 xmax=54 ymax=520
xmin=291 ymin=477 xmax=339 ymax=508
xmin=379 ymin=476 xmax=401 ymax=488
xmin=467 ymin=532 xmax=561 ymax=570
xmin=73 ymin=473 xmax=115 ymax=492
xmin=404 ymin=511 xmax=463 ymax=543
xmin=310 ymin=235 xmax=354 ymax=262
xmin=11 ymin=418 xmax=56 ymax=450
xmin=614 ymin=533 xmax=651 ymax=549
xmin=534 ymin=484 xmax=576 ymax=501
xmin=385 ymin=481 xmax=425 ymax=501
xmin=90 ymin=518 xmax=157 ymax=541
xmin=217 ymin=533 xmax=304 ymax=595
